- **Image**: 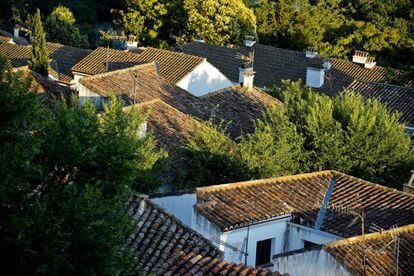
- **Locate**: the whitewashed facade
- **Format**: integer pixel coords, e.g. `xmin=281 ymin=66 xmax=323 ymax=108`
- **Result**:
xmin=152 ymin=193 xmax=342 ymax=271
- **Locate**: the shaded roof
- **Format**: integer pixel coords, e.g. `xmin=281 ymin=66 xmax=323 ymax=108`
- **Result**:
xmin=197 ymin=84 xmax=282 ymax=139
xmin=46 ymin=43 xmax=92 ymax=84
xmin=325 ymin=224 xmax=414 ymax=275
xmin=0 ymin=35 xmax=13 ymax=43
xmin=195 ymin=171 xmax=414 ymax=237
xmin=0 ymin=29 xmax=30 ymax=45
xmin=79 ymin=63 xmax=204 ymax=118
xmin=0 ymin=43 xmax=30 ymax=67
xmin=126 ymin=194 xmax=278 ymax=275
xmin=0 ymin=42 xmax=91 ymax=84
xmin=181 ymin=42 xmax=410 ymax=95
xmin=133 ymin=47 xmax=205 ymax=83
xmin=72 ymin=47 xmax=143 ymax=75
xmin=125 ymin=99 xmax=205 ymax=183
xmin=347 ymin=80 xmax=414 ymax=127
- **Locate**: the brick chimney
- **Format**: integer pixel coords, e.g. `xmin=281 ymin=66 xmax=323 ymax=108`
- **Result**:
xmin=403 ymin=170 xmax=414 ymax=194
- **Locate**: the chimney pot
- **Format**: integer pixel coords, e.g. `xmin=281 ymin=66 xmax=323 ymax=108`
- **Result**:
xmin=403 ymin=170 xmax=414 ymax=194
xmin=305 ymin=47 xmax=318 ymax=59
xmin=194 ymin=35 xmax=205 ymax=43
xmin=352 ymin=50 xmax=369 ymax=64
xmin=13 ymin=26 xmax=19 ymax=38
xmin=244 ymin=36 xmax=256 ymax=47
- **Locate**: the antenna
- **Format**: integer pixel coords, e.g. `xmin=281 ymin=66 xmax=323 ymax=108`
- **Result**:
xmin=236 ymin=50 xmax=255 ymax=68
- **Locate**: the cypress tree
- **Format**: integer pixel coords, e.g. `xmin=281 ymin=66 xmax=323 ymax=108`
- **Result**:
xmin=28 ymin=9 xmax=49 ymax=77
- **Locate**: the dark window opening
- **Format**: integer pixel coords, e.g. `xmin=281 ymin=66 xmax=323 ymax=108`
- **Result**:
xmin=304 ymin=240 xmax=318 ymax=248
xmin=255 ymin=238 xmax=272 ymax=266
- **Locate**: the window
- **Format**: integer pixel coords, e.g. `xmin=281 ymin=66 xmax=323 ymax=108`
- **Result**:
xmin=304 ymin=240 xmax=318 ymax=248
xmin=255 ymin=238 xmax=272 ymax=266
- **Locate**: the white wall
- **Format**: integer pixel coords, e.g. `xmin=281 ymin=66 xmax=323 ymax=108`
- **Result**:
xmin=176 ymin=60 xmax=233 ymax=97
xmin=151 ymin=193 xmax=196 ymax=227
xmin=73 ymin=73 xmax=90 ymax=91
xmin=287 ymin=222 xmax=341 ymax=252
xmin=78 ymin=82 xmax=105 ymax=108
xmin=273 ymin=249 xmax=351 ymax=276
xmin=221 ymin=216 xmax=291 ymax=267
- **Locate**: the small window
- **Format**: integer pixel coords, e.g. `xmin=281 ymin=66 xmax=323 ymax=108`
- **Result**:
xmin=304 ymin=240 xmax=318 ymax=248
xmin=255 ymin=238 xmax=272 ymax=266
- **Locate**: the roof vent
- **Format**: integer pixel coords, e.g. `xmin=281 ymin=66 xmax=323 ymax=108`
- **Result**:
xmin=364 ymin=57 xmax=376 ymax=69
xmin=352 ymin=50 xmax=369 ymax=64
xmin=194 ymin=35 xmax=205 ymax=43
xmin=403 ymin=170 xmax=414 ymax=194
xmin=125 ymin=35 xmax=138 ymax=50
xmin=244 ymin=35 xmax=256 ymax=47
xmin=305 ymin=46 xmax=318 ymax=58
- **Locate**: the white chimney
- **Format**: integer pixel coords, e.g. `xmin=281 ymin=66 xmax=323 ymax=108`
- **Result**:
xmin=126 ymin=35 xmax=138 ymax=50
xmin=352 ymin=51 xmax=369 ymax=64
xmin=244 ymin=35 xmax=256 ymax=47
xmin=139 ymin=121 xmax=147 ymax=138
xmin=13 ymin=26 xmax=19 ymax=38
xmin=403 ymin=170 xmax=414 ymax=194
xmin=305 ymin=46 xmax=318 ymax=59
xmin=364 ymin=57 xmax=376 ymax=69
xmin=138 ymin=195 xmax=149 ymax=215
xmin=306 ymin=67 xmax=325 ymax=88
xmin=239 ymin=66 xmax=253 ymax=84
xmin=194 ymin=35 xmax=205 ymax=43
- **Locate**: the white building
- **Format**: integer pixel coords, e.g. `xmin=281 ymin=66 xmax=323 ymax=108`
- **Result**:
xmin=71 ymin=46 xmax=233 ymax=97
xmin=152 ymin=170 xmax=414 ymax=272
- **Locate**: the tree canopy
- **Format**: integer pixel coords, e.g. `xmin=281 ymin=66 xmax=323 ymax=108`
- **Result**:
xmin=44 ymin=6 xmax=90 ymax=48
xmin=180 ymin=80 xmax=413 ymax=188
xmin=0 ymin=57 xmax=164 ymax=273
xmin=28 ymin=9 xmax=49 ymax=76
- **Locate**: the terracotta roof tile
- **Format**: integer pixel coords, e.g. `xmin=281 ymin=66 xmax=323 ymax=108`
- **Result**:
xmin=181 ymin=42 xmax=412 ymax=94
xmin=133 ymin=47 xmax=204 ymax=83
xmin=195 ymin=171 xmax=414 ymax=236
xmin=0 ymin=42 xmax=91 ymax=84
xmin=72 ymin=47 xmax=143 ymax=75
xmin=197 ymin=84 xmax=282 ymax=139
xmin=125 ymin=99 xmax=205 ymax=182
xmin=127 ymin=194 xmax=280 ymax=275
xmin=79 ymin=63 xmax=204 ymax=118
xmin=0 ymin=35 xmax=13 ymax=43
xmin=325 ymin=224 xmax=414 ymax=275
xmin=347 ymin=80 xmax=414 ymax=127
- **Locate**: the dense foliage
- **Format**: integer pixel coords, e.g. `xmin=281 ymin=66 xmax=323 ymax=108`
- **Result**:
xmin=28 ymin=9 xmax=49 ymax=76
xmin=0 ymin=57 xmax=164 ymax=274
xmin=2 ymin=1 xmax=413 ymax=69
xmin=44 ymin=6 xmax=89 ymax=48
xmin=180 ymin=80 xmax=413 ymax=188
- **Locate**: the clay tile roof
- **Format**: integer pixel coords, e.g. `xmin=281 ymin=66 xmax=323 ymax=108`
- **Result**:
xmin=133 ymin=47 xmax=204 ymax=84
xmin=347 ymin=80 xmax=414 ymax=127
xmin=195 ymin=171 xmax=414 ymax=236
xmin=46 ymin=43 xmax=91 ymax=84
xmin=0 ymin=35 xmax=13 ymax=43
xmin=79 ymin=63 xmax=204 ymax=118
xmin=181 ymin=42 xmax=412 ymax=95
xmin=197 ymin=84 xmax=282 ymax=139
xmin=72 ymin=47 xmax=143 ymax=75
xmin=0 ymin=43 xmax=30 ymax=67
xmin=325 ymin=224 xmax=414 ymax=275
xmin=127 ymin=194 xmax=280 ymax=275
xmin=125 ymin=99 xmax=205 ymax=182
xmin=0 ymin=42 xmax=91 ymax=84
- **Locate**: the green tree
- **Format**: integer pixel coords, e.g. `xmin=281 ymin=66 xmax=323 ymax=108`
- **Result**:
xmin=178 ymin=118 xmax=246 ymax=188
xmin=183 ymin=0 xmax=257 ymax=46
xmin=44 ymin=6 xmax=90 ymax=48
xmin=267 ymin=80 xmax=413 ymax=186
xmin=28 ymin=9 xmax=49 ymax=76
xmin=239 ymin=106 xmax=305 ymax=178
xmin=0 ymin=58 xmax=163 ymax=273
xmin=116 ymin=0 xmax=168 ymax=47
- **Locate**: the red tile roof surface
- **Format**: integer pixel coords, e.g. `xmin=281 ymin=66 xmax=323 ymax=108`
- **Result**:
xmin=195 ymin=171 xmax=414 ymax=237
